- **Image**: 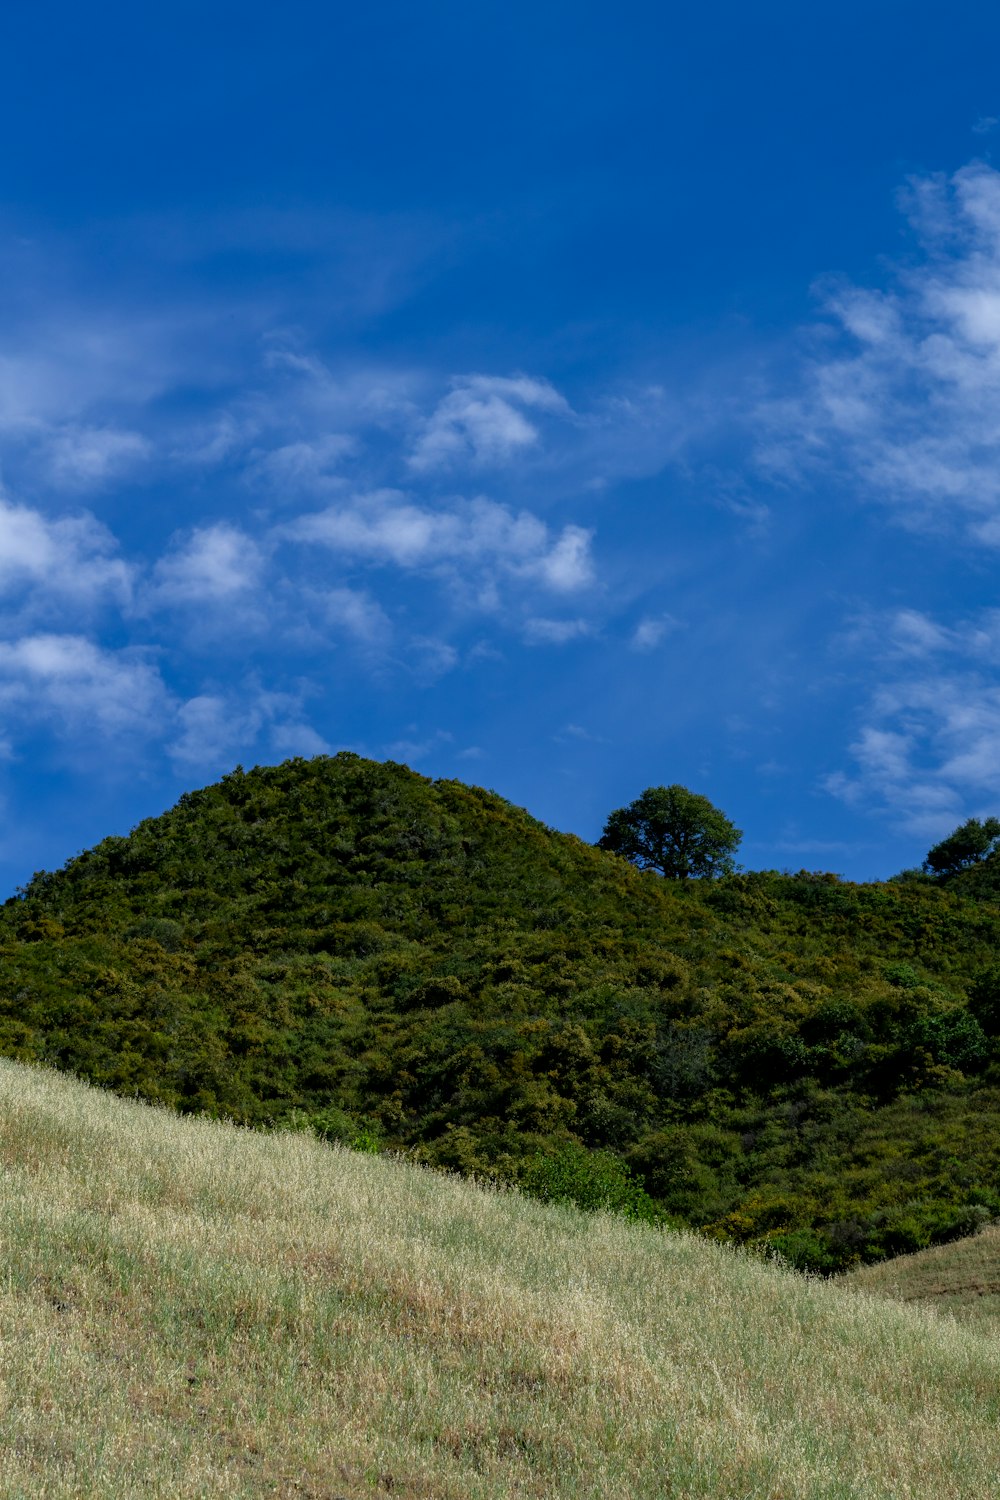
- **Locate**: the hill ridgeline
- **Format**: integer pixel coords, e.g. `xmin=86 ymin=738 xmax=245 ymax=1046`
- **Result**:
xmin=4 ymin=751 xmax=1000 ymax=1271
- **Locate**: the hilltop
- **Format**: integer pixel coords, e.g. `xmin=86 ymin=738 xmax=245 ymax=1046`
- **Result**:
xmin=4 ymin=751 xmax=1000 ymax=1270
xmin=3 ymin=1058 xmax=1000 ymax=1499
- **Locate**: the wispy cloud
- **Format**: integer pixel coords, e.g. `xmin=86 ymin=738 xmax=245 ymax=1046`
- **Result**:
xmin=826 ymin=604 xmax=1000 ymax=836
xmin=43 ymin=425 xmax=151 ymax=490
xmin=0 ymin=496 xmax=132 ymax=616
xmin=554 ymin=722 xmax=610 ymax=744
xmin=0 ymin=222 xmax=751 ymax=799
xmin=409 ymin=375 xmax=571 ymax=472
xmin=406 ymin=637 xmax=459 ymax=681
xmin=0 ymin=634 xmax=169 ymax=740
xmin=758 ymin=163 xmax=1000 ymax=542
xmin=278 ymin=491 xmax=594 ymax=595
xmin=522 ymin=616 xmax=591 ymax=645
xmin=247 ymin=434 xmax=356 ymax=494
xmin=150 ymin=524 xmax=266 ymax=607
xmin=384 ymin=727 xmax=453 ymax=762
xmin=844 ymin=605 xmax=1000 ymax=666
xmin=169 ymin=685 xmax=329 ymax=770
xmin=630 ymin=613 xmax=680 ymax=651
xmin=318 ymin=586 xmax=391 ymax=644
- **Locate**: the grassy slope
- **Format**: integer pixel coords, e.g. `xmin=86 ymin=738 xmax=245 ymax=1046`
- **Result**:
xmin=3 ymin=1059 xmax=1000 ymax=1500
xmin=844 ymin=1228 xmax=1000 ymax=1338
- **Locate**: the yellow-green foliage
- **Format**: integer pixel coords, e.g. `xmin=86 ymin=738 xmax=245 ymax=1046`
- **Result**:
xmin=2 ymin=1058 xmax=999 ymax=1499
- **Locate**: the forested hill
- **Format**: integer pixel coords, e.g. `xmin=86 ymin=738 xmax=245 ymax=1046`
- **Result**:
xmin=4 ymin=751 xmax=1000 ymax=1272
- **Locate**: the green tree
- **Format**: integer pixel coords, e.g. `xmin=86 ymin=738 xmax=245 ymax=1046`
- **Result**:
xmin=923 ymin=817 xmax=1000 ymax=877
xmin=598 ymin=785 xmax=741 ymax=880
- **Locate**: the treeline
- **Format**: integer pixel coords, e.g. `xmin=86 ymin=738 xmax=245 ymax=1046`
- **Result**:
xmin=3 ymin=752 xmax=1000 ymax=1271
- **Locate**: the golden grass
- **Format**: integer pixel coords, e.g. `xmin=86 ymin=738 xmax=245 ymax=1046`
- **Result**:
xmin=1 ymin=1059 xmax=999 ymax=1498
xmin=844 ymin=1227 xmax=1000 ymax=1338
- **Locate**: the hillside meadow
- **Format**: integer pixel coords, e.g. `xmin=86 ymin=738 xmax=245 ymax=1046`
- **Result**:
xmin=5 ymin=753 xmax=1000 ymax=1271
xmin=844 ymin=1225 xmax=1000 ymax=1338
xmin=2 ymin=1058 xmax=1000 ymax=1499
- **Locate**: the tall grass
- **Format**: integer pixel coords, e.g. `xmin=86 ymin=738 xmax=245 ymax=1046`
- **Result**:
xmin=844 ymin=1227 xmax=1000 ymax=1338
xmin=1 ymin=1058 xmax=999 ymax=1498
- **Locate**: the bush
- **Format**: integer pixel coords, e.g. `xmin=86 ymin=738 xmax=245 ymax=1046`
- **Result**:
xmin=969 ymin=966 xmax=1000 ymax=1037
xmin=766 ymin=1229 xmax=845 ymax=1275
xmin=280 ymin=1105 xmax=382 ymax=1154
xmin=520 ymin=1141 xmax=664 ymax=1225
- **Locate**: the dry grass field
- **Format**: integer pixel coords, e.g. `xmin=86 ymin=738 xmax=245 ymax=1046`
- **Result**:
xmin=2 ymin=1058 xmax=999 ymax=1499
xmin=845 ymin=1227 xmax=1000 ymax=1338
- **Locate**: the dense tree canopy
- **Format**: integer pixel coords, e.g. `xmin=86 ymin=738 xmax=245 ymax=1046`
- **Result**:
xmin=598 ymin=785 xmax=742 ymax=880
xmin=924 ymin=817 xmax=1000 ymax=878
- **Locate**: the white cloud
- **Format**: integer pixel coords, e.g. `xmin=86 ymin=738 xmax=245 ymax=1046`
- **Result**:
xmin=279 ymin=491 xmax=594 ymax=593
xmin=170 ymin=694 xmax=256 ymax=768
xmin=0 ymin=329 xmax=167 ymax=431
xmin=409 ymin=374 xmax=571 ymax=471
xmin=0 ymin=634 xmax=168 ymax=739
xmin=320 ymin=586 xmax=391 ymax=643
xmin=44 ymin=426 xmax=151 ymax=489
xmin=173 ymin=413 xmax=251 ymax=467
xmin=255 ymin=347 xmax=418 ymax=438
xmin=408 ymin=637 xmax=459 ymax=681
xmin=522 ymin=617 xmax=591 ymax=645
xmin=170 ymin=686 xmax=327 ymax=770
xmin=630 ymin=614 xmax=680 ymax=651
xmin=384 ymin=728 xmax=453 ymax=763
xmin=0 ymin=496 xmax=132 ymax=613
xmin=248 ymin=433 xmax=356 ymax=492
xmin=536 ymin=526 xmax=593 ymax=590
xmin=269 ymin=721 xmax=330 ymax=758
xmin=758 ymin=163 xmax=1000 ymax=540
xmin=826 ymin=604 xmax=1000 ymax=835
xmin=826 ymin=675 xmax=1000 ymax=838
xmin=847 ymin=605 xmax=1000 ymax=666
xmin=151 ymin=524 xmax=265 ymax=606
xmin=555 ymin=722 xmax=610 ymax=744
xmin=881 ymin=608 xmax=956 ymax=658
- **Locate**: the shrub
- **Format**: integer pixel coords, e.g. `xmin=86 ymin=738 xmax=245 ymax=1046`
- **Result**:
xmin=767 ymin=1229 xmax=845 ymax=1275
xmin=968 ymin=965 xmax=1000 ymax=1037
xmin=519 ymin=1141 xmax=663 ymax=1225
xmin=281 ymin=1105 xmax=382 ymax=1154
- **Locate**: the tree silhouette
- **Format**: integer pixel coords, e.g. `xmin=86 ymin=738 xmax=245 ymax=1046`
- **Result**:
xmin=598 ymin=785 xmax=741 ymax=879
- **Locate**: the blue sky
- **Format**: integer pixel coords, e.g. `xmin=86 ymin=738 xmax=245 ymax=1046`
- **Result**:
xmin=2 ymin=0 xmax=1000 ymax=889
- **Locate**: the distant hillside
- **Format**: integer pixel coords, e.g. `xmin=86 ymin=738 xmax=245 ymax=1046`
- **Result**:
xmin=4 ymin=751 xmax=1000 ymax=1270
xmin=3 ymin=1058 xmax=1000 ymax=1500
xmin=844 ymin=1226 xmax=1000 ymax=1337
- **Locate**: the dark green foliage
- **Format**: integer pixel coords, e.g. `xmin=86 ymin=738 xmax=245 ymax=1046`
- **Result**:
xmin=519 ymin=1140 xmax=665 ymax=1224
xmin=598 ymin=785 xmax=742 ymax=879
xmin=4 ymin=752 xmax=1000 ymax=1270
xmin=969 ymin=965 xmax=1000 ymax=1037
xmin=924 ymin=817 xmax=1000 ymax=877
xmin=286 ymin=1105 xmax=383 ymax=1153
